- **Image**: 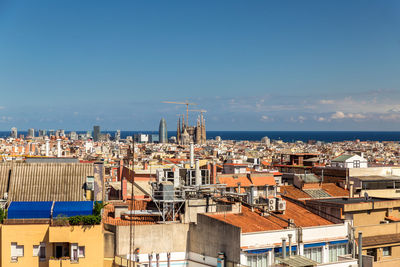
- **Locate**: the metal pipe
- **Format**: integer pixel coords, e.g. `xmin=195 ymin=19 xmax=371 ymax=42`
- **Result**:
xmin=149 ymin=253 xmax=153 ymax=267
xmin=195 ymin=159 xmax=201 ymax=186
xmin=282 ymin=238 xmax=287 ymax=259
xmin=288 ymin=234 xmax=292 ymax=256
xmin=167 ymin=252 xmax=171 ymax=267
xmin=358 ymin=232 xmax=362 ymax=267
xmin=190 ymin=142 xmax=194 ymax=168
xmin=349 ymin=181 xmax=354 ymax=198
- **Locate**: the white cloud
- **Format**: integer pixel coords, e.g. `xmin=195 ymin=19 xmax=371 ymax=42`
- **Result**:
xmin=331 ymin=111 xmax=366 ymax=120
xmin=379 ymin=114 xmax=400 ymax=121
xmin=331 ymin=111 xmax=346 ymax=119
xmin=319 ymin=99 xmax=334 ymax=104
xmin=260 ymin=115 xmax=274 ymax=122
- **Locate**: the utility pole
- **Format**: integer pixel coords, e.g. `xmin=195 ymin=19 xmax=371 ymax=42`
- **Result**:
xmin=128 ymin=139 xmax=135 ymax=267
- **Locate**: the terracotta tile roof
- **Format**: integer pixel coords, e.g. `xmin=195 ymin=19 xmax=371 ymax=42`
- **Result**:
xmin=321 ymin=183 xmax=349 ymax=197
xmin=218 ymin=175 xmax=252 ymax=187
xmin=250 ymin=176 xmax=276 ymax=186
xmin=280 ymin=185 xmax=311 ymax=200
xmin=103 ymin=201 xmax=158 ymax=226
xmin=207 ymin=200 xmax=333 ymax=233
xmin=363 ymin=233 xmax=400 ymax=247
xmin=281 ymin=184 xmax=349 ymax=200
xmin=217 ymin=175 xmax=275 ymax=187
xmin=385 ymin=216 xmax=400 ymax=222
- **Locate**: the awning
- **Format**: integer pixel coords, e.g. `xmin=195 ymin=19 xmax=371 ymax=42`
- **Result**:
xmin=8 ymin=201 xmax=53 ymax=219
xmin=53 ymin=201 xmax=94 ymax=218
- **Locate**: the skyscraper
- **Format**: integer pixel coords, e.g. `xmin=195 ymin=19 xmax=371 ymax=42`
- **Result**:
xmin=159 ymin=118 xmax=167 ymax=143
xmin=28 ymin=128 xmax=35 ymax=138
xmin=10 ymin=127 xmax=17 ymax=139
xmin=93 ymin=125 xmax=100 ymax=142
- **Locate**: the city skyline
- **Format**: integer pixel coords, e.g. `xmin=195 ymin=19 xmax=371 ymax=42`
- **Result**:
xmin=0 ymin=1 xmax=399 ymax=130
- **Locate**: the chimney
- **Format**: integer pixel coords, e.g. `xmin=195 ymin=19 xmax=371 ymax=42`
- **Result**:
xmin=288 ymin=234 xmax=292 ymax=256
xmin=190 ymin=142 xmax=194 ymax=168
xmin=45 ymin=138 xmax=50 ymax=157
xmin=57 ymin=139 xmax=62 ymax=157
xmin=211 ymin=162 xmax=217 ymax=184
xmin=195 ymin=159 xmax=201 ymax=186
xmin=144 ymin=161 xmax=148 ymax=170
xmin=349 ymin=181 xmax=354 ymax=198
xmin=249 ymin=186 xmax=255 ymax=205
xmin=282 ymin=238 xmax=287 ymax=259
xmin=121 ymin=178 xmax=128 ymax=201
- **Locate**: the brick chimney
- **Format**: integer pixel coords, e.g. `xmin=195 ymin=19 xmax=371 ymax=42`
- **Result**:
xmin=211 ymin=162 xmax=217 ymax=184
xmin=121 ymin=178 xmax=128 ymax=201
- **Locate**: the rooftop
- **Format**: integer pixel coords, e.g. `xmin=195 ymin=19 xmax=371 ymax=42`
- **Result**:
xmin=206 ymin=200 xmax=333 ymax=233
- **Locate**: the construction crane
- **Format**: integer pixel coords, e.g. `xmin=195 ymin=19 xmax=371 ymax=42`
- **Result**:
xmin=162 ymin=101 xmax=197 ymax=127
xmin=189 ymin=109 xmax=207 ymax=117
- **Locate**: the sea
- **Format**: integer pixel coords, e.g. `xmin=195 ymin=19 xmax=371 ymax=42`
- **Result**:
xmin=1 ymin=131 xmax=400 ymax=143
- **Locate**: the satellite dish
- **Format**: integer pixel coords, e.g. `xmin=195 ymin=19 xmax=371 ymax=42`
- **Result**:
xmin=364 ymin=192 xmax=369 ymax=200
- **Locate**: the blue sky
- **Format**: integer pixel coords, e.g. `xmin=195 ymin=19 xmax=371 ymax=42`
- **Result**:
xmin=0 ymin=0 xmax=399 ymax=131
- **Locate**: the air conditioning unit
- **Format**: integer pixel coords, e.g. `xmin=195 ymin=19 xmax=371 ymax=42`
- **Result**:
xmin=276 ymin=198 xmax=286 ymax=212
xmin=268 ymin=198 xmax=276 ymax=211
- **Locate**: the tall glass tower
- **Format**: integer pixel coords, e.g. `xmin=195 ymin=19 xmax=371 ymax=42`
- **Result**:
xmin=159 ymin=118 xmax=168 ymax=143
xmin=93 ymin=125 xmax=100 ymax=142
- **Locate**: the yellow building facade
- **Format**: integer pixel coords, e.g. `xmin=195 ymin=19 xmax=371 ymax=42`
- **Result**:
xmin=0 ymin=224 xmax=104 ymax=267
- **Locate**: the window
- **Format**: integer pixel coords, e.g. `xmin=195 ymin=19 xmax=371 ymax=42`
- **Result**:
xmin=11 ymin=243 xmax=24 ymax=261
xmin=33 ymin=243 xmax=46 ymax=259
xmin=71 ymin=243 xmax=78 ymax=261
xmin=78 ymin=246 xmax=85 ymax=258
xmin=383 ymin=246 xmax=391 ymax=256
xmin=247 ymin=254 xmax=268 ymax=267
xmin=304 ymin=247 xmax=322 ymax=263
xmin=329 ymin=244 xmax=347 ymax=262
xmin=353 ymin=160 xmax=360 ymax=168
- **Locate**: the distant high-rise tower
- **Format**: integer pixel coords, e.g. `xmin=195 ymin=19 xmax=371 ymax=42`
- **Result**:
xmin=159 ymin=118 xmax=168 ymax=143
xmin=28 ymin=128 xmax=35 ymax=138
xmin=10 ymin=127 xmax=17 ymax=139
xmin=93 ymin=125 xmax=100 ymax=142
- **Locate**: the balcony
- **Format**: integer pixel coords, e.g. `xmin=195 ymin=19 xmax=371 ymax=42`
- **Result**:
xmin=49 ymin=258 xmax=78 ymax=267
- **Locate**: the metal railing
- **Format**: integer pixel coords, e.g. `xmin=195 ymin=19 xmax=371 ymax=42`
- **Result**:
xmin=114 ymin=256 xmax=136 ymax=267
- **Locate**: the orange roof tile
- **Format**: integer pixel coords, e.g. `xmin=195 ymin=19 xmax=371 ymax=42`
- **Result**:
xmin=321 ymin=183 xmax=349 ymax=197
xmin=250 ymin=176 xmax=276 ymax=186
xmin=207 ymin=200 xmax=333 ymax=233
xmin=218 ymin=175 xmax=252 ymax=187
xmin=280 ymin=185 xmax=311 ymax=200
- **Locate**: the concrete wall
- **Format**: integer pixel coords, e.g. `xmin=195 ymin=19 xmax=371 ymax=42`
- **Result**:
xmin=115 ymin=223 xmax=190 ymax=255
xmin=104 ymin=230 xmax=115 ymax=258
xmin=355 ymin=222 xmax=400 ymax=237
xmin=1 ymin=224 xmax=103 ymax=267
xmin=189 ymin=214 xmax=241 ymax=264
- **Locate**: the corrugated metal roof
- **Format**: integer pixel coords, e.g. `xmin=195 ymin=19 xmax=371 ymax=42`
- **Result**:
xmin=0 ymin=163 xmax=94 ymax=202
xmin=53 ymin=201 xmax=93 ymax=218
xmin=8 ymin=201 xmax=53 ymax=219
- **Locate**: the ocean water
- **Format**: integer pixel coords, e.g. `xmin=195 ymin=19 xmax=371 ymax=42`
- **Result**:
xmin=1 ymin=131 xmax=400 ymax=143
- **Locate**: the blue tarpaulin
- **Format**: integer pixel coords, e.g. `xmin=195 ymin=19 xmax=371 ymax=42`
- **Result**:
xmin=8 ymin=201 xmax=53 ymax=219
xmin=52 ymin=201 xmax=94 ymax=218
